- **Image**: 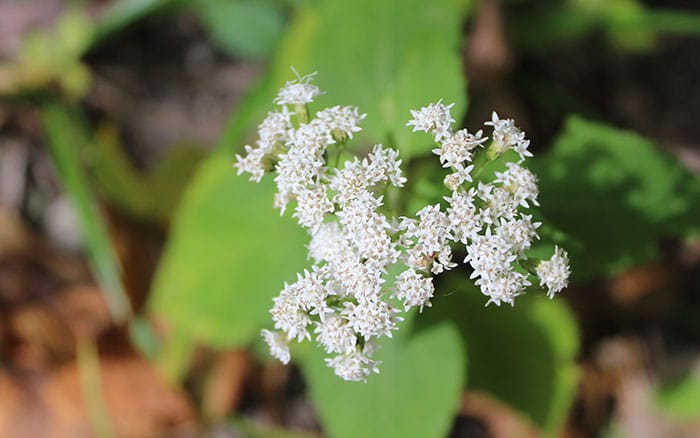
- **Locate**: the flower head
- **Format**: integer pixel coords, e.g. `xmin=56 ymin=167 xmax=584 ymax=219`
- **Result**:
xmin=261 ymin=329 xmax=291 ymax=364
xmin=536 ymin=246 xmax=571 ymax=298
xmin=274 ymin=70 xmax=323 ymax=106
xmin=394 ymin=269 xmax=435 ymax=311
xmin=433 ymin=129 xmax=487 ymax=168
xmin=407 ymin=100 xmax=455 ymax=142
xmin=485 ymin=112 xmax=533 ymax=162
xmin=238 ymin=71 xmax=570 ymax=381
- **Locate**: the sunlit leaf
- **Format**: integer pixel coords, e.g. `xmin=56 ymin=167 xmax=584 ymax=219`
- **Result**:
xmin=150 ymin=151 xmax=308 ymax=350
xmin=270 ymin=0 xmax=471 ymax=158
xmin=416 ymin=275 xmax=579 ymax=435
xmin=303 ymin=319 xmax=465 ymax=438
xmin=198 ymin=0 xmax=286 ymax=59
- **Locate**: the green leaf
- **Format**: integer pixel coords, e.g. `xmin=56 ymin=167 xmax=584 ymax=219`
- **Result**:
xmin=149 ymin=151 xmax=308 ymax=349
xmin=90 ymin=122 xmax=205 ymax=224
xmin=417 ymin=276 xmax=579 ymax=435
xmin=198 ymin=0 xmax=286 ymax=59
xmin=532 ymin=116 xmax=700 ymax=280
xmin=271 ymin=0 xmax=471 ymax=158
xmin=146 ymin=68 xmax=281 ymax=376
xmin=303 ymin=320 xmax=465 ymax=438
xmin=655 ymin=372 xmax=700 ymax=421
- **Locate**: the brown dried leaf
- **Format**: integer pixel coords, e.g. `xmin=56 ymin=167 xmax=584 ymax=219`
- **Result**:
xmin=458 ymin=391 xmax=540 ymax=438
xmin=202 ymin=350 xmax=252 ymax=421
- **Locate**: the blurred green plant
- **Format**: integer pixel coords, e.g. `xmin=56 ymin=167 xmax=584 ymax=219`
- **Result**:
xmin=91 ymin=122 xmax=205 ymax=225
xmin=655 ymin=371 xmax=700 ymax=421
xmin=506 ymin=0 xmax=700 ymax=52
xmin=0 ymin=9 xmax=93 ymax=99
xmin=195 ymin=0 xmax=288 ymax=58
xmin=532 ymin=116 xmax=700 ymax=281
xmin=0 ymin=1 xmax=186 ymax=99
xmin=42 ymin=102 xmax=132 ymax=322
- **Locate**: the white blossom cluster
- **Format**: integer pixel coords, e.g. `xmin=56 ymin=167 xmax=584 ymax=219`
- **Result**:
xmin=410 ymin=106 xmax=569 ymax=306
xmin=235 ymin=72 xmax=571 ymax=382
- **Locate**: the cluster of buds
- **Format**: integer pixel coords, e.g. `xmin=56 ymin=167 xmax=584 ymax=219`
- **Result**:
xmin=235 ymin=71 xmax=570 ymax=381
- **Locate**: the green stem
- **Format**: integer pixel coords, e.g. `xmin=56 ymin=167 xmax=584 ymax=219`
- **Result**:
xmin=519 ymin=257 xmax=540 ymax=276
xmin=77 ymin=339 xmax=114 ymax=438
xmin=295 ymin=103 xmax=310 ymax=124
xmin=470 ymin=146 xmax=492 ymax=181
xmin=42 ymin=101 xmax=132 ymax=323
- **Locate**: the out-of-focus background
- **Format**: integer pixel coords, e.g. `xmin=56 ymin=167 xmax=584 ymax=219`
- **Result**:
xmin=1 ymin=0 xmax=700 ymax=436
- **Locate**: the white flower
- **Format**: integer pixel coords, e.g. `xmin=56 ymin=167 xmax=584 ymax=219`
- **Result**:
xmin=445 ymin=189 xmax=483 ymax=243
xmin=289 ymin=119 xmax=335 ymax=151
xmin=327 ymin=245 xmax=384 ymax=301
xmin=536 ymin=246 xmax=571 ymax=298
xmin=270 ymin=285 xmax=311 ymax=342
xmin=261 ymin=329 xmax=291 ymax=364
xmin=316 ymin=105 xmax=366 ymax=140
xmin=234 ymin=145 xmax=267 ymax=182
xmin=433 ymin=129 xmax=487 ymax=168
xmin=274 ymin=70 xmax=322 ymax=106
xmin=337 ymin=192 xmax=398 ymax=270
xmin=294 ymin=184 xmax=334 ymax=230
xmin=475 ymin=269 xmax=531 ymax=306
xmin=401 ymin=204 xmax=453 ymax=274
xmin=477 ymin=182 xmax=518 ymax=223
xmin=290 ymin=266 xmax=333 ymax=317
xmin=258 ymin=108 xmax=293 ymax=147
xmin=273 ymin=145 xmax=325 ymax=205
xmin=485 ymin=112 xmax=532 ymax=162
xmin=394 ymin=269 xmax=435 ymax=311
xmin=495 ymin=214 xmax=541 ymax=256
xmin=413 ymin=204 xmax=451 ymax=256
xmin=343 ymin=299 xmax=401 ymax=339
xmin=314 ymin=315 xmax=357 ymax=354
xmin=495 ymin=162 xmax=539 ymax=208
xmin=406 ymin=100 xmax=455 ymax=142
xmin=329 ymin=158 xmax=370 ymax=207
xmin=273 ymin=190 xmax=295 ymax=215
xmin=364 ymin=144 xmax=407 ymax=187
xmin=444 ymin=163 xmax=475 ymax=191
xmin=326 ymin=350 xmax=380 ymax=382
xmin=432 ymin=245 xmax=458 ymax=275
xmin=308 ymin=221 xmax=346 ymax=263
xmin=464 ymin=229 xmax=517 ymax=280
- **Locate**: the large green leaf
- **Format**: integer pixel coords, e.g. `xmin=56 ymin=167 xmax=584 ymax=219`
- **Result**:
xmin=270 ymin=0 xmax=471 ymax=158
xmin=532 ymin=116 xmax=700 ymax=280
xmin=149 ymin=151 xmax=308 ymax=349
xmin=417 ymin=276 xmax=579 ymax=435
xmin=303 ymin=320 xmax=465 ymax=438
xmin=197 ymin=0 xmax=286 ymax=59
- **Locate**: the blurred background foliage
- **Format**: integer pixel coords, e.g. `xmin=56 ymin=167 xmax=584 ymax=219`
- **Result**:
xmin=1 ymin=0 xmax=700 ymax=436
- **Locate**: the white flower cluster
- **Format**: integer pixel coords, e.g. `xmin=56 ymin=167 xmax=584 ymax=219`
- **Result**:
xmin=410 ymin=106 xmax=569 ymax=306
xmin=235 ymin=72 xmax=571 ymax=382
